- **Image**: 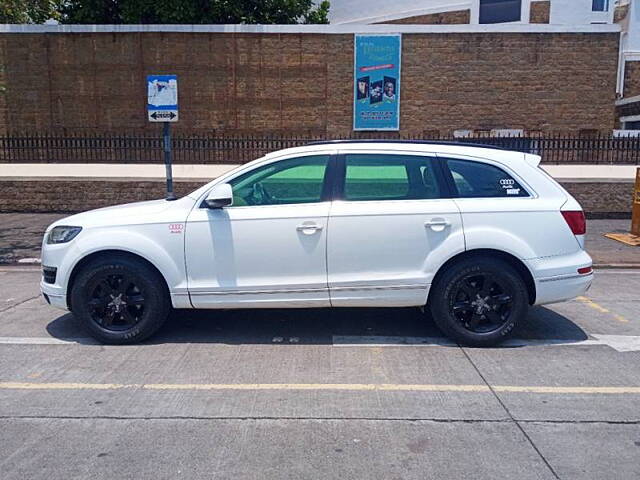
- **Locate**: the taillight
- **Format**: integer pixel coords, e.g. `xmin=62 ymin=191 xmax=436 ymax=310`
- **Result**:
xmin=561 ymin=210 xmax=586 ymax=235
xmin=578 ymin=266 xmax=592 ymax=275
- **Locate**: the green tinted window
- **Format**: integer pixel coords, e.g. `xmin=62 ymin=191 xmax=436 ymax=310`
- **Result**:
xmin=344 ymin=154 xmax=441 ymax=201
xmin=229 ymin=155 xmax=329 ymax=206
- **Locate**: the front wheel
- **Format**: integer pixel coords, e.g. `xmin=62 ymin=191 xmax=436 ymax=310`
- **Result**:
xmin=429 ymin=257 xmax=529 ymax=347
xmin=70 ymin=256 xmax=170 ymax=344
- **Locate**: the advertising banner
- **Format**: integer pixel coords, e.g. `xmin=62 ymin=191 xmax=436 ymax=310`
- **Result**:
xmin=353 ymin=34 xmax=401 ymax=131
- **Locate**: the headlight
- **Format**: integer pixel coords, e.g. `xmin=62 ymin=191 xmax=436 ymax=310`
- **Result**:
xmin=46 ymin=226 xmax=82 ymax=244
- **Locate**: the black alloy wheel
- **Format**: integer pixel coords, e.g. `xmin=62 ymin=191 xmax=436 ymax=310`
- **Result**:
xmin=451 ymin=272 xmax=514 ymax=334
xmin=71 ymin=256 xmax=170 ymax=344
xmin=87 ymin=273 xmax=146 ymax=331
xmin=429 ymin=257 xmax=529 ymax=347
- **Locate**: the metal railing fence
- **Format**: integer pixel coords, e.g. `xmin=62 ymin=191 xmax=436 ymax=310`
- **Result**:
xmin=0 ymin=131 xmax=638 ymax=165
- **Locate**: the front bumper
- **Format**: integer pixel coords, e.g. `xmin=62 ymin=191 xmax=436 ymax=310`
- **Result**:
xmin=40 ymin=279 xmax=69 ymax=310
xmin=40 ymin=236 xmax=78 ymax=311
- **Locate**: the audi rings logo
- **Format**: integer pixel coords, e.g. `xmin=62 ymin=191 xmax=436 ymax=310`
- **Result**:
xmin=500 ymin=178 xmax=515 ymax=186
xmin=168 ymin=223 xmax=184 ymax=234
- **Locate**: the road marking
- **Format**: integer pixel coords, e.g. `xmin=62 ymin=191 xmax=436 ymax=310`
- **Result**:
xmin=17 ymin=258 xmax=41 ymax=264
xmin=576 ymin=296 xmax=630 ymax=323
xmin=0 ymin=382 xmax=127 ymax=390
xmin=0 ymin=335 xmax=638 ymax=351
xmin=332 ymin=335 xmax=640 ymax=351
xmin=0 ymin=336 xmax=97 ymax=345
xmin=0 ymin=381 xmax=639 ymax=395
xmin=577 ymin=296 xmax=610 ymax=313
xmin=612 ymin=313 xmax=630 ymax=323
xmin=591 ymin=334 xmax=640 ymax=353
xmin=0 ymin=267 xmax=41 ymax=272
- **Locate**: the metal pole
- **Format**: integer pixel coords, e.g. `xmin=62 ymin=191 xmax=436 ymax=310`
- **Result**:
xmin=163 ymin=122 xmax=176 ymax=200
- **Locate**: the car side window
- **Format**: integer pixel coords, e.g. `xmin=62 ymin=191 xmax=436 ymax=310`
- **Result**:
xmin=445 ymin=158 xmax=529 ymax=198
xmin=343 ymin=154 xmax=442 ymax=201
xmin=228 ymin=155 xmax=329 ymax=206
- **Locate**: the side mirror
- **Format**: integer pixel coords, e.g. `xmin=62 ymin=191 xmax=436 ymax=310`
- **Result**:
xmin=204 ymin=183 xmax=233 ymax=209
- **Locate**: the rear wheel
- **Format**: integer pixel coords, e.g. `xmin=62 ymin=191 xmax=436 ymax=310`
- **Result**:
xmin=70 ymin=256 xmax=170 ymax=344
xmin=429 ymin=257 xmax=529 ymax=347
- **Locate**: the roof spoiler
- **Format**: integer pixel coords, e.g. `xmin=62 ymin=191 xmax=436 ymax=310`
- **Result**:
xmin=524 ymin=153 xmax=541 ymax=167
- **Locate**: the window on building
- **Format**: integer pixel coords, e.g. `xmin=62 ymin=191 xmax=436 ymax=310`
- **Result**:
xmin=592 ymin=0 xmax=609 ymax=12
xmin=229 ymin=155 xmax=329 ymax=206
xmin=445 ymin=158 xmax=529 ymax=198
xmin=479 ymin=0 xmax=522 ymax=24
xmin=343 ymin=154 xmax=441 ymax=202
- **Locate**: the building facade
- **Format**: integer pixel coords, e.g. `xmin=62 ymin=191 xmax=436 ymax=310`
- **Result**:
xmin=330 ymin=0 xmax=640 ymax=133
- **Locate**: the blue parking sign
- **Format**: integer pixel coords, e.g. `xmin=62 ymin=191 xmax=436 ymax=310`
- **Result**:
xmin=147 ymin=75 xmax=178 ymax=122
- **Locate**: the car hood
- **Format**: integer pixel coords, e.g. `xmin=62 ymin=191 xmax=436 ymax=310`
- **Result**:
xmin=47 ymin=197 xmax=196 ymax=231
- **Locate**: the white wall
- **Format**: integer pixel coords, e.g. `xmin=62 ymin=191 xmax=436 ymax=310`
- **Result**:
xmin=623 ymin=0 xmax=640 ymax=53
xmin=328 ymin=0 xmax=473 ymax=24
xmin=327 ymin=0 xmax=531 ymax=25
xmin=550 ymin=0 xmax=614 ymax=24
xmin=327 ymin=0 xmax=621 ymax=26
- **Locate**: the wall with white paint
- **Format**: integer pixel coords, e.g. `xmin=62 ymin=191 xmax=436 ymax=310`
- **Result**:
xmin=550 ymin=0 xmax=614 ymax=24
xmin=622 ymin=0 xmax=640 ymax=53
xmin=328 ymin=0 xmax=474 ymax=24
xmin=327 ymin=0 xmax=621 ymax=26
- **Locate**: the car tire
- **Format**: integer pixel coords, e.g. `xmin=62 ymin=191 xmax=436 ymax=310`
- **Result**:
xmin=70 ymin=256 xmax=170 ymax=344
xmin=429 ymin=256 xmax=529 ymax=347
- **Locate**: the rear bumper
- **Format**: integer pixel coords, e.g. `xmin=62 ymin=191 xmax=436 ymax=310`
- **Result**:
xmin=527 ymin=250 xmax=593 ymax=305
xmin=534 ymin=272 xmax=593 ymax=305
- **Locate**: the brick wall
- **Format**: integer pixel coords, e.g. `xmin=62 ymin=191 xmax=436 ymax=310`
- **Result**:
xmin=0 ymin=36 xmax=8 ymax=132
xmin=624 ymin=61 xmax=640 ymax=99
xmin=0 ymin=179 xmax=202 ymax=213
xmin=378 ymin=10 xmax=470 ymax=25
xmin=529 ymin=1 xmax=550 ymax=24
xmin=0 ymin=31 xmax=619 ymax=136
xmin=0 ymin=178 xmax=633 ymax=217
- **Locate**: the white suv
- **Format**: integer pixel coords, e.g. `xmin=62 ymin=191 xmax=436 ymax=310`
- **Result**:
xmin=41 ymin=141 xmax=593 ymax=346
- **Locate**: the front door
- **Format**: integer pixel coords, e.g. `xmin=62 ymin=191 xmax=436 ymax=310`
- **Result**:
xmin=186 ymin=153 xmax=333 ymax=308
xmin=327 ymin=152 xmax=465 ymax=307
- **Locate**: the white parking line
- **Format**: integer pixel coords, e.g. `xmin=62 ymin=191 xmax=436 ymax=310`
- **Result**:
xmin=0 ymin=336 xmax=97 ymax=345
xmin=332 ymin=335 xmax=640 ymax=352
xmin=0 ymin=334 xmax=639 ymax=352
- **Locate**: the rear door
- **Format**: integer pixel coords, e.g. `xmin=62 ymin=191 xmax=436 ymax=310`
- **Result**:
xmin=439 ymin=154 xmax=579 ymax=259
xmin=327 ymin=151 xmax=465 ymax=307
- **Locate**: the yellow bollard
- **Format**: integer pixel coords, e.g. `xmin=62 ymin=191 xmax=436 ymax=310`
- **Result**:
xmin=605 ymin=167 xmax=640 ymax=246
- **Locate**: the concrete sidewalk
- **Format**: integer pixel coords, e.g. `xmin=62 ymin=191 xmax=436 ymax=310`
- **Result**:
xmin=0 ymin=213 xmax=637 ymax=267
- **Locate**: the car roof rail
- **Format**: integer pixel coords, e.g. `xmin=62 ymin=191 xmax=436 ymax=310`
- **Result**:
xmin=305 ymin=139 xmax=509 ymax=151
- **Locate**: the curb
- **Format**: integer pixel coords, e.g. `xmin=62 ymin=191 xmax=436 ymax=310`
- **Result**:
xmin=593 ymin=263 xmax=640 ymax=269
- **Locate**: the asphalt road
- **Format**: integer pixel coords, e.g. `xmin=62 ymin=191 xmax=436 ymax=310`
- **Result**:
xmin=0 ymin=268 xmax=639 ymax=479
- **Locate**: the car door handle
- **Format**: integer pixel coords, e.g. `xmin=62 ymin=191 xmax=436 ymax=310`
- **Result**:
xmin=296 ymin=223 xmax=323 ymax=234
xmin=424 ymin=219 xmax=451 ymax=232
xmin=424 ymin=219 xmax=451 ymax=227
